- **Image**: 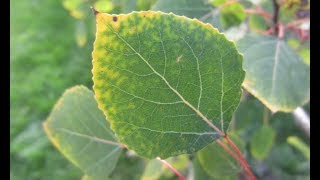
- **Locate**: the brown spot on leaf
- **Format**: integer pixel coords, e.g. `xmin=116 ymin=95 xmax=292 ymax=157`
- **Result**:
xmin=113 ymin=16 xmax=118 ymax=22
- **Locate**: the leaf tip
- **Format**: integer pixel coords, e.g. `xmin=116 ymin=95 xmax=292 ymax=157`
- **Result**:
xmin=90 ymin=6 xmax=100 ymax=16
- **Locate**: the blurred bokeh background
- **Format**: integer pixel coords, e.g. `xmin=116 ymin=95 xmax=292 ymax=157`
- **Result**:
xmin=10 ymin=0 xmax=94 ymax=179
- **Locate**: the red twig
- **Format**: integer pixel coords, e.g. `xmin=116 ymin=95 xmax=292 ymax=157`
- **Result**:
xmin=285 ymin=18 xmax=310 ymax=29
xmin=277 ymin=23 xmax=284 ymax=39
xmin=224 ymin=136 xmax=257 ymax=180
xmin=245 ymin=9 xmax=272 ymax=19
xmin=157 ymin=157 xmax=186 ymax=180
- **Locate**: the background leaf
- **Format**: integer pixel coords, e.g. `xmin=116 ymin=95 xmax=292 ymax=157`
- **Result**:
xmin=193 ymin=156 xmax=215 ymax=180
xmin=220 ymin=2 xmax=246 ymax=28
xmin=233 ymin=94 xmax=264 ymax=140
xmin=141 ymin=155 xmax=189 ymax=180
xmin=152 ymin=0 xmax=212 ymax=19
xmin=151 ymin=0 xmax=226 ymax=31
xmin=43 ymin=85 xmax=122 ymax=179
xmin=250 ymin=126 xmax=276 ymax=161
xmin=92 ymin=11 xmax=245 ymax=159
xmin=108 ymin=150 xmax=146 ymax=180
xmin=287 ymin=136 xmax=310 ymax=160
xmin=196 ymin=133 xmax=244 ymax=179
xmin=237 ymin=33 xmax=310 ymax=112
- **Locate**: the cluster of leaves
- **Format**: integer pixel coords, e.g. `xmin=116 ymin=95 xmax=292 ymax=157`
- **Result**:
xmin=42 ymin=0 xmax=309 ymax=179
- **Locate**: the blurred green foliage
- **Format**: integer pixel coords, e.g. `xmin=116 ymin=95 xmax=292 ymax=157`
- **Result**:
xmin=11 ymin=0 xmax=309 ymax=179
xmin=10 ymin=0 xmax=94 ymax=178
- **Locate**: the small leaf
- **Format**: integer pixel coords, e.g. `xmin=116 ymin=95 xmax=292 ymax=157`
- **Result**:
xmin=141 ymin=155 xmax=189 ymax=180
xmin=62 ymin=0 xmax=86 ymax=19
xmin=152 ymin=0 xmax=212 ymax=19
xmin=151 ymin=0 xmax=225 ymax=31
xmin=43 ymin=85 xmax=122 ymax=179
xmin=220 ymin=3 xmax=246 ymax=28
xmin=287 ymin=136 xmax=310 ymax=160
xmin=299 ymin=48 xmax=310 ymax=66
xmin=196 ymin=133 xmax=244 ymax=179
xmin=210 ymin=0 xmax=227 ymax=6
xmin=137 ymin=0 xmax=157 ymax=11
xmin=287 ymin=38 xmax=300 ymax=49
xmin=237 ymin=33 xmax=310 ymax=112
xmin=113 ymin=0 xmax=138 ymax=13
xmin=141 ymin=159 xmax=163 ymax=180
xmin=249 ymin=14 xmax=267 ymax=31
xmin=250 ymin=126 xmax=276 ymax=161
xmin=75 ymin=20 xmax=87 ymax=47
xmin=266 ymin=143 xmax=308 ymax=175
xmin=94 ymin=0 xmax=113 ymax=12
xmin=92 ymin=11 xmax=245 ymax=159
xmin=193 ymin=156 xmax=215 ymax=180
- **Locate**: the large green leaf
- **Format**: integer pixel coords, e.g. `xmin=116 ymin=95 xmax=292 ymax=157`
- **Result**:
xmin=43 ymin=86 xmax=122 ymax=179
xmin=237 ymin=33 xmax=310 ymax=112
xmin=92 ymin=11 xmax=245 ymax=159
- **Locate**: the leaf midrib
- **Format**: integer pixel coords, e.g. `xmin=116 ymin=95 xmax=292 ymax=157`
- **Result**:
xmin=57 ymin=128 xmax=122 ymax=147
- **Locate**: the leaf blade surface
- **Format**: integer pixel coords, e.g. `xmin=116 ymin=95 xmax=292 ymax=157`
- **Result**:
xmin=92 ymin=11 xmax=245 ymax=158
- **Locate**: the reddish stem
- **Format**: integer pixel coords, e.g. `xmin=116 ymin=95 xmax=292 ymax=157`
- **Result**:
xmin=277 ymin=23 xmax=284 ymax=39
xmin=245 ymin=9 xmax=272 ymax=19
xmin=222 ymin=136 xmax=257 ymax=180
xmin=157 ymin=157 xmax=186 ymax=180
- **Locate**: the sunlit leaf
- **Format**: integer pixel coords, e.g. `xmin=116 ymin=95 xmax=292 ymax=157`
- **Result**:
xmin=210 ymin=0 xmax=226 ymax=6
xmin=62 ymin=0 xmax=86 ymax=19
xmin=298 ymin=48 xmax=310 ymax=66
xmin=137 ymin=0 xmax=157 ymax=11
xmin=287 ymin=136 xmax=310 ymax=160
xmin=94 ymin=0 xmax=113 ymax=12
xmin=92 ymin=11 xmax=245 ymax=158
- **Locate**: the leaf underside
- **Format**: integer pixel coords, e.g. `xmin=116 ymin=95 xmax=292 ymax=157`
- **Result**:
xmin=43 ymin=86 xmax=122 ymax=179
xmin=237 ymin=34 xmax=310 ymax=112
xmin=92 ymin=11 xmax=245 ymax=159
